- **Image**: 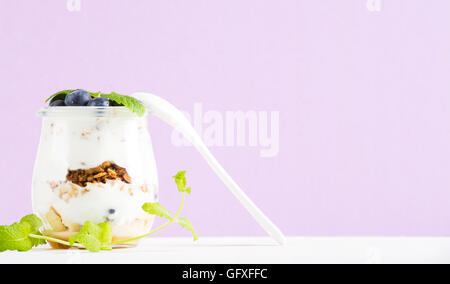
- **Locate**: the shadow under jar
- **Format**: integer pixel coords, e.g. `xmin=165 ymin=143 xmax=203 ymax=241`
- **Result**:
xmin=32 ymin=107 xmax=159 ymax=248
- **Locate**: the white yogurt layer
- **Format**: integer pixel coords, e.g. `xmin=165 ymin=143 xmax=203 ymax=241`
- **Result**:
xmin=33 ymin=108 xmax=158 ymax=185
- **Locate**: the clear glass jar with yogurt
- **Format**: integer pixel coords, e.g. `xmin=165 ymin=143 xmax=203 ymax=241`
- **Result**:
xmin=32 ymin=107 xmax=158 ymax=247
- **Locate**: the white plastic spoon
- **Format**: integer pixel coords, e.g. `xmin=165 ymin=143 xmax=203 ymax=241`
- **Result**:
xmin=132 ymin=92 xmax=286 ymax=245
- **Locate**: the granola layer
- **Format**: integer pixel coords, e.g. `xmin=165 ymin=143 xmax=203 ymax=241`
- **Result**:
xmin=66 ymin=161 xmax=132 ymax=187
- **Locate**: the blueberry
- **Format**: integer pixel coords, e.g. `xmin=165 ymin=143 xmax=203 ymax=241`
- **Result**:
xmin=108 ymin=209 xmax=116 ymax=215
xmin=64 ymin=90 xmax=92 ymax=106
xmin=87 ymin=97 xmax=110 ymax=107
xmin=50 ymin=100 xmax=65 ymax=107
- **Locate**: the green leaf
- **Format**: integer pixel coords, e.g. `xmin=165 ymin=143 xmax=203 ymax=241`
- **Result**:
xmin=90 ymin=91 xmax=102 ymax=98
xmin=0 ymin=214 xmax=45 ymax=252
xmin=177 ymin=217 xmax=198 ymax=241
xmin=173 ymin=171 xmax=191 ymax=194
xmin=20 ymin=215 xmax=46 ymax=247
xmin=30 ymin=232 xmax=47 ymax=247
xmin=45 ymin=89 xmax=75 ymax=103
xmin=69 ymin=221 xmax=112 ymax=252
xmin=20 ymin=215 xmax=43 ymax=232
xmin=0 ymin=222 xmax=34 ymax=252
xmin=97 ymin=223 xmax=113 ymax=246
xmin=142 ymin=203 xmax=173 ymax=220
xmin=100 ymin=92 xmax=146 ymax=116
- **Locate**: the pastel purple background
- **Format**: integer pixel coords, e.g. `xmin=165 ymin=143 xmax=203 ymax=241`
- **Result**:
xmin=1 ymin=0 xmax=450 ymax=237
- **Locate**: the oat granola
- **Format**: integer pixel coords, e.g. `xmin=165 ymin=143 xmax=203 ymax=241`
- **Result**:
xmin=66 ymin=161 xmax=132 ymax=187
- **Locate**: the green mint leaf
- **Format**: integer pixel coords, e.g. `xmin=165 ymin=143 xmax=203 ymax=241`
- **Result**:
xmin=177 ymin=217 xmax=198 ymax=241
xmin=173 ymin=171 xmax=191 ymax=194
xmin=100 ymin=92 xmax=146 ymax=116
xmin=69 ymin=221 xmax=112 ymax=252
xmin=20 ymin=214 xmax=46 ymax=247
xmin=142 ymin=203 xmax=173 ymax=220
xmin=0 ymin=222 xmax=33 ymax=252
xmin=90 ymin=91 xmax=102 ymax=98
xmin=20 ymin=214 xmax=43 ymax=233
xmin=97 ymin=223 xmax=113 ymax=247
xmin=30 ymin=232 xmax=47 ymax=247
xmin=45 ymin=90 xmax=75 ymax=103
xmin=0 ymin=214 xmax=45 ymax=252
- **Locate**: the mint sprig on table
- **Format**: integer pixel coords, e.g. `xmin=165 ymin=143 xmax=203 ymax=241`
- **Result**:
xmin=137 ymin=171 xmax=198 ymax=242
xmin=0 ymin=215 xmax=46 ymax=252
xmin=45 ymin=89 xmax=146 ymax=117
xmin=109 ymin=171 xmax=198 ymax=246
xmin=0 ymin=171 xmax=198 ymax=253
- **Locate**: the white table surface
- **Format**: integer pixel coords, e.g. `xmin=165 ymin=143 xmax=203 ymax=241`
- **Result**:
xmin=1 ymin=237 xmax=450 ymax=264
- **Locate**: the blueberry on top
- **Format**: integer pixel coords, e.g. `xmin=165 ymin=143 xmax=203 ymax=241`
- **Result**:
xmin=108 ymin=209 xmax=116 ymax=215
xmin=50 ymin=100 xmax=65 ymax=107
xmin=64 ymin=90 xmax=92 ymax=106
xmin=87 ymin=97 xmax=110 ymax=107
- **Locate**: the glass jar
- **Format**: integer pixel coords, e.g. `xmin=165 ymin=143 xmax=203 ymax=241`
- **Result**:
xmin=32 ymin=107 xmax=158 ymax=247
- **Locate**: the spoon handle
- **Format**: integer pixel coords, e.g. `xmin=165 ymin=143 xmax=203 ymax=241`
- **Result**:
xmin=133 ymin=92 xmax=286 ymax=245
